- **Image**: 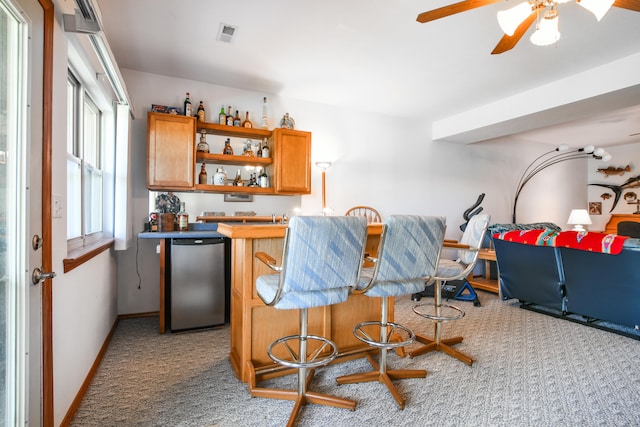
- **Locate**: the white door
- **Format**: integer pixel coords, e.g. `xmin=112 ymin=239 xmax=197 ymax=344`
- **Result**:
xmin=1 ymin=0 xmax=47 ymax=425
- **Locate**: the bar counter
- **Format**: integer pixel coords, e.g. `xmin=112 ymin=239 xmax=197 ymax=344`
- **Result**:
xmin=217 ymin=221 xmax=389 ymax=383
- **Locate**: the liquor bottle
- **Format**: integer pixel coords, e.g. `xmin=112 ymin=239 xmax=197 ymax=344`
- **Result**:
xmin=259 ymin=170 xmax=269 ymax=188
xmin=222 ymin=138 xmax=234 ymax=155
xmin=233 ymin=169 xmax=243 ymax=186
xmin=197 ymin=101 xmax=205 ymax=122
xmin=233 ymin=110 xmax=241 ymax=127
xmin=226 ymin=106 xmax=234 ymax=126
xmin=242 ymin=111 xmax=253 ymax=128
xmin=198 ymin=163 xmax=208 ymax=184
xmin=213 ymin=167 xmax=227 ymax=185
xmin=197 ymin=129 xmax=209 ymax=153
xmin=218 ymin=106 xmax=226 ymax=125
xmin=149 ymin=212 xmax=158 ymax=232
xmin=257 ymin=143 xmax=262 ymax=157
xmin=177 ymin=202 xmax=189 ymax=231
xmin=261 ymin=138 xmax=270 ymax=158
xmin=261 ymin=97 xmax=269 ymax=129
xmin=184 ymin=92 xmax=192 ymax=116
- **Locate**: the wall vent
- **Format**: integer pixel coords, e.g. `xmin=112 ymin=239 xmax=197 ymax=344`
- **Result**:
xmin=217 ymin=23 xmax=238 ymax=43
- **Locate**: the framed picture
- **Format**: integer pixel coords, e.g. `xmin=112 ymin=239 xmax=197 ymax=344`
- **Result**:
xmin=224 ymin=193 xmax=253 ymax=202
xmin=588 ymin=202 xmax=602 ymax=215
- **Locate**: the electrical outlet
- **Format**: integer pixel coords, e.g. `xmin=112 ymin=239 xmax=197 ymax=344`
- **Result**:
xmin=53 ymin=194 xmax=63 ymax=218
xmin=156 ymin=244 xmax=160 ymax=254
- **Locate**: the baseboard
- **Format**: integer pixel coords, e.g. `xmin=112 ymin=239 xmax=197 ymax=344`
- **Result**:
xmin=59 ymin=317 xmax=119 ymax=426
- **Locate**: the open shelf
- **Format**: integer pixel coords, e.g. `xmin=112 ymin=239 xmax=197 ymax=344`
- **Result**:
xmin=196 ymin=152 xmax=272 ymax=166
xmin=197 ymin=121 xmax=272 ymax=139
xmin=194 ymin=184 xmax=274 ymax=194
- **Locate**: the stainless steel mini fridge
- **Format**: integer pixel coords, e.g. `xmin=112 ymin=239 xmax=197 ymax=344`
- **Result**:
xmin=170 ymin=237 xmax=226 ymax=331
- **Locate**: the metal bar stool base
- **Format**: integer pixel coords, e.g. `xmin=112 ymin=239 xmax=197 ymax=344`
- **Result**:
xmin=336 ymin=322 xmax=426 ymax=410
xmin=410 ymin=302 xmax=473 ymax=366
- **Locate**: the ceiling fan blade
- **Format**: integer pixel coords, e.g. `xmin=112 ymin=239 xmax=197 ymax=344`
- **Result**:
xmin=490 ymin=8 xmax=540 ymax=55
xmin=417 ymin=0 xmax=504 ymax=23
xmin=613 ymin=0 xmax=640 ymax=12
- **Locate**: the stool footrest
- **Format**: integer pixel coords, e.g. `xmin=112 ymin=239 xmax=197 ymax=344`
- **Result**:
xmin=353 ymin=320 xmax=415 ymax=348
xmin=412 ymin=302 xmax=465 ymax=322
xmin=267 ymin=334 xmax=338 ymax=369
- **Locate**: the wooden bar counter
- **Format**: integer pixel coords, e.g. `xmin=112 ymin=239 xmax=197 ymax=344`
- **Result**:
xmin=217 ymin=221 xmax=388 ymax=383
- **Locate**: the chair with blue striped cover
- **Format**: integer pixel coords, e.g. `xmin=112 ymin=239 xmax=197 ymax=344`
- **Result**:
xmin=409 ymin=213 xmax=490 ymax=366
xmin=248 ymin=215 xmax=368 ymax=427
xmin=336 ymin=215 xmax=446 ymax=409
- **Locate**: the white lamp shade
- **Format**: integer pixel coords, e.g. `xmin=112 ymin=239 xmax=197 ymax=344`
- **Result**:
xmin=567 ymin=209 xmax=592 ymax=231
xmin=497 ymin=2 xmax=533 ymax=36
xmin=530 ymin=10 xmax=561 ymax=46
xmin=578 ymin=0 xmax=615 ymax=21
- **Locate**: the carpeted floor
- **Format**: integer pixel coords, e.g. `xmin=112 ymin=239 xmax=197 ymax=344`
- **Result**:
xmin=71 ymin=292 xmax=640 ymax=426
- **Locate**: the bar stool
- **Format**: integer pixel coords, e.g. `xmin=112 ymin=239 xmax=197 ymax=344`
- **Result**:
xmin=247 ymin=216 xmax=368 ymax=427
xmin=336 ymin=215 xmax=446 ymax=409
xmin=409 ymin=214 xmax=490 ymax=366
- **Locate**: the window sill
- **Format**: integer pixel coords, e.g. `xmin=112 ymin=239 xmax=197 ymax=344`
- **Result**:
xmin=63 ymin=237 xmax=115 ymax=273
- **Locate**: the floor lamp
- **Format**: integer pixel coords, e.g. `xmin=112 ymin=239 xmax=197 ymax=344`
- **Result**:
xmin=512 ymin=145 xmax=611 ymax=223
xmin=315 ymin=161 xmax=332 ymax=215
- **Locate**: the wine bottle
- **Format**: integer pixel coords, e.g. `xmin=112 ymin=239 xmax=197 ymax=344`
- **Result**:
xmin=197 ymin=101 xmax=205 ymax=122
xmin=261 ymin=97 xmax=269 ymax=129
xmin=222 ymin=138 xmax=234 ymax=155
xmin=261 ymin=138 xmax=270 ymax=158
xmin=226 ymin=106 xmax=234 ymax=126
xmin=218 ymin=106 xmax=226 ymax=125
xmin=198 ymin=163 xmax=208 ymax=184
xmin=242 ymin=111 xmax=253 ymax=128
xmin=233 ymin=169 xmax=243 ymax=186
xmin=177 ymin=202 xmax=189 ymax=231
xmin=233 ymin=110 xmax=241 ymax=127
xmin=184 ymin=92 xmax=192 ymax=116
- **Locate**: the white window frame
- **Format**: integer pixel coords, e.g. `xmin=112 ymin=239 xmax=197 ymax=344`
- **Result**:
xmin=66 ymin=68 xmax=104 ymax=250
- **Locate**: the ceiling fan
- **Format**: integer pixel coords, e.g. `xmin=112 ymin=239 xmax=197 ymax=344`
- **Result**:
xmin=416 ymin=0 xmax=640 ymax=54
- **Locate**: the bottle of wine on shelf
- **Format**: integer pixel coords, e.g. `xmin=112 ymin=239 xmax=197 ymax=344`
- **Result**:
xmin=218 ymin=106 xmax=226 ymax=125
xmin=199 ymin=163 xmax=208 ymax=184
xmin=222 ymin=138 xmax=234 ymax=155
xmin=226 ymin=106 xmax=234 ymax=126
xmin=261 ymin=138 xmax=270 ymax=158
xmin=177 ymin=202 xmax=189 ymax=231
xmin=184 ymin=92 xmax=192 ymax=117
xmin=233 ymin=169 xmax=243 ymax=186
xmin=233 ymin=110 xmax=241 ymax=127
xmin=261 ymin=97 xmax=269 ymax=129
xmin=197 ymin=101 xmax=205 ymax=122
xmin=242 ymin=111 xmax=253 ymax=128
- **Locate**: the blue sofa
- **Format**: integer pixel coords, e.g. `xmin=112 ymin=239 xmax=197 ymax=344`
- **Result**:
xmin=490 ymin=223 xmax=640 ymax=336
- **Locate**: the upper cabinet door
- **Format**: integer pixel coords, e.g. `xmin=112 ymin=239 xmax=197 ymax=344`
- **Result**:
xmin=147 ymin=112 xmax=196 ymax=190
xmin=272 ymin=129 xmax=311 ymax=194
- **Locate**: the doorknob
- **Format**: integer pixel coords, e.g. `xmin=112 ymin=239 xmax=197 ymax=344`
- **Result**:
xmin=32 ymin=267 xmax=56 ymax=285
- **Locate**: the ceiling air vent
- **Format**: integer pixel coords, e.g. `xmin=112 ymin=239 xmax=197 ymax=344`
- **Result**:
xmin=217 ymin=23 xmax=238 ymax=43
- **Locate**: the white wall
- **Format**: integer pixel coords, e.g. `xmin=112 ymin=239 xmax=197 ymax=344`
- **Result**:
xmin=50 ymin=15 xmax=119 ymax=426
xmin=115 ymin=69 xmax=587 ymax=315
xmin=588 ymin=142 xmax=640 ymax=231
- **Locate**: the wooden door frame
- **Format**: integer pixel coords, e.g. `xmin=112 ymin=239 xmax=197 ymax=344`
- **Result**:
xmin=38 ymin=0 xmax=53 ymax=425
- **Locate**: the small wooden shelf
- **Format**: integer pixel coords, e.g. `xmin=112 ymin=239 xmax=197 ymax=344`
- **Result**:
xmin=196 ymin=152 xmax=272 ymax=166
xmin=467 ymin=249 xmax=499 ymax=294
xmin=197 ymin=121 xmax=272 ymax=139
xmin=194 ymin=184 xmax=274 ymax=194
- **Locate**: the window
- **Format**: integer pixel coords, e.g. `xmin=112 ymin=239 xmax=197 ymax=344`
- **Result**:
xmin=66 ymin=69 xmax=103 ymax=245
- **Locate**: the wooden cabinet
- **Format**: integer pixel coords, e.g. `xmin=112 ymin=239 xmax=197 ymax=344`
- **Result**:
xmin=146 ymin=112 xmax=311 ymax=195
xmin=147 ymin=112 xmax=196 ymax=190
xmin=271 ymin=128 xmax=311 ymax=194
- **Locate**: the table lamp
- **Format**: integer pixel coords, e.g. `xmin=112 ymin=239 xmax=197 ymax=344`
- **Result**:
xmin=567 ymin=209 xmax=592 ymax=231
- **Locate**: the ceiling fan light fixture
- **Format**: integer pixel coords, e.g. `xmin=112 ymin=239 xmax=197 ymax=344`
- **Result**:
xmin=497 ymin=1 xmax=534 ymax=36
xmin=577 ymin=0 xmax=615 ymax=21
xmin=530 ymin=9 xmax=561 ymax=46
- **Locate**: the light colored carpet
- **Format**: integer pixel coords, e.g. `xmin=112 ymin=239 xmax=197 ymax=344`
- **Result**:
xmin=71 ymin=292 xmax=640 ymax=426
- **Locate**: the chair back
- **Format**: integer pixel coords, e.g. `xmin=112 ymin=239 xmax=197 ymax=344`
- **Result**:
xmin=273 ymin=216 xmax=368 ymax=309
xmin=345 ymin=206 xmax=382 ymax=223
xmin=364 ymin=215 xmax=446 ymax=297
xmin=458 ymin=214 xmax=491 ymax=264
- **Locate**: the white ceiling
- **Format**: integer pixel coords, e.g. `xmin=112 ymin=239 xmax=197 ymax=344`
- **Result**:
xmin=92 ymin=0 xmax=640 ymax=147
